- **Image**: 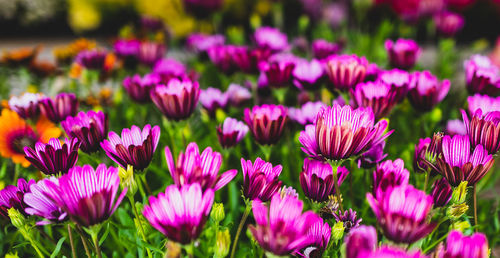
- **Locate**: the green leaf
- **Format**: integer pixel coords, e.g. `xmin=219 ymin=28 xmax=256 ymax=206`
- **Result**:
xmin=50 ymin=237 xmax=66 ymax=258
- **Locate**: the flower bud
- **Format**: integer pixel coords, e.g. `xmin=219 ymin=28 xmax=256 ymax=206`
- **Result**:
xmin=211 ymin=203 xmax=225 ymax=223
xmin=447 ymin=203 xmax=469 ymax=220
xmin=425 ymin=132 xmax=443 ymax=164
xmin=8 ymin=208 xmax=25 ymax=229
xmin=165 ymin=240 xmax=182 ymax=258
xmin=119 ymin=165 xmax=137 ymax=195
xmin=452 ymin=181 xmax=468 ymax=204
xmin=331 ymin=221 xmax=345 ymax=243
xmin=214 ymin=228 xmax=231 ymax=258
xmin=451 ymin=220 xmax=471 ymax=232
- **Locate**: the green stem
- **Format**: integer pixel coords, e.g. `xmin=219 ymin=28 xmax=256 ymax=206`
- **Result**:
xmin=91 ymin=231 xmax=103 ymax=258
xmin=75 ymin=225 xmax=92 ymax=258
xmin=422 ymin=233 xmax=449 ymax=254
xmin=423 ymin=170 xmax=429 ymax=193
xmin=473 ymin=184 xmax=478 ymax=232
xmin=67 ymin=224 xmax=77 ymax=258
xmin=140 ymin=173 xmax=152 ymax=196
xmin=230 ymin=202 xmax=252 ymax=258
xmin=259 ymin=144 xmax=271 ymax=162
xmin=13 ymin=163 xmax=20 ymax=183
xmin=329 ymin=160 xmax=344 ymax=213
xmin=128 ymin=195 xmax=153 ymax=258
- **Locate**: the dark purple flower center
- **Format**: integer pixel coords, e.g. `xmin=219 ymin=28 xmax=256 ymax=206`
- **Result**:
xmin=9 ymin=131 xmax=38 ymax=154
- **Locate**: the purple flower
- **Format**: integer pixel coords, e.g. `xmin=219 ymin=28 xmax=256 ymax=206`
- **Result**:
xmin=43 ymin=164 xmax=126 ymax=227
xmin=299 ymin=219 xmax=331 ymax=258
xmin=150 ymin=79 xmax=200 ymax=121
xmin=436 ymin=134 xmax=494 ymax=186
xmin=365 ymin=246 xmax=426 ymax=258
xmin=182 ymin=0 xmax=224 ymax=17
xmin=434 ymin=11 xmax=465 ymax=37
xmin=254 ymin=27 xmax=288 ymax=52
xmin=377 ymin=68 xmax=412 ymax=103
xmin=436 ymin=230 xmax=489 ymax=258
xmin=462 ymin=109 xmax=500 ymax=154
xmin=143 ymin=183 xmax=214 ymax=244
xmin=288 ymin=101 xmax=326 ymax=125
xmin=240 ymin=157 xmax=282 ymax=201
xmin=325 ymin=54 xmax=368 ymax=92
xmin=250 ymin=192 xmax=323 ymax=255
xmin=414 ymin=137 xmax=432 ymax=173
xmin=446 ymin=119 xmax=467 ymax=136
xmin=207 ymin=45 xmax=239 ymax=74
xmin=332 ymin=208 xmax=362 ymax=233
xmin=431 ymin=178 xmax=452 ymax=207
xmin=199 ymin=87 xmax=229 ymax=116
xmin=24 ymin=178 xmax=67 ymax=225
xmin=113 ymin=39 xmax=141 ymax=67
xmin=385 ymin=39 xmax=421 ymax=70
xmin=367 ymin=184 xmax=436 ymax=244
xmin=357 ymin=141 xmax=387 ymax=169
xmin=365 ymin=63 xmax=381 ymax=82
xmin=123 ymin=73 xmax=160 ymax=103
xmin=101 ymin=125 xmax=160 ymax=171
xmin=467 ymin=94 xmax=500 ymax=115
xmin=345 ymin=225 xmax=377 ymax=258
xmin=226 ymin=83 xmax=251 ymax=106
xmin=61 ymin=110 xmax=109 ymax=153
xmin=39 ymin=93 xmax=79 ymax=123
xmin=464 ymin=54 xmax=500 ymax=95
xmin=244 ymin=104 xmax=288 ymax=145
xmin=24 ymin=138 xmax=79 ymax=175
xmin=164 ymin=142 xmax=237 ymax=191
xmin=186 ymin=33 xmax=225 ymax=54
xmin=292 ymin=59 xmax=324 ymax=90
xmin=9 ymin=93 xmax=41 ymax=119
xmin=312 ymin=39 xmax=341 ymax=60
xmin=152 ymin=58 xmax=187 ymax=83
xmin=138 ymin=41 xmax=166 ymax=66
xmin=373 ymin=159 xmax=410 ymax=199
xmin=0 ymin=178 xmax=34 ymax=219
xmin=259 ymin=54 xmax=297 ymax=88
xmin=216 ymin=117 xmax=249 ymax=148
xmin=74 ymin=49 xmax=110 ymax=71
xmin=303 ymin=104 xmax=392 ymax=161
xmin=299 ymin=159 xmax=349 ymax=202
xmin=351 ymin=81 xmax=399 ymax=120
xmin=408 ymin=70 xmax=450 ymax=112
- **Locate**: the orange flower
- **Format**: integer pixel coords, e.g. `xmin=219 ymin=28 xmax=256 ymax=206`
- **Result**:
xmin=0 ymin=109 xmax=61 ymax=167
xmin=69 ymin=63 xmax=83 ymax=79
xmin=2 ymin=46 xmax=40 ymax=67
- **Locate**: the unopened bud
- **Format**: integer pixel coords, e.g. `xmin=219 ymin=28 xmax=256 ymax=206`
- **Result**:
xmin=214 ymin=229 xmax=231 ymax=258
xmin=452 ymin=181 xmax=468 ymax=204
xmin=425 ymin=132 xmax=443 ymax=164
xmin=451 ymin=221 xmax=471 ymax=232
xmin=211 ymin=203 xmax=225 ymax=223
xmin=165 ymin=240 xmax=181 ymax=258
xmin=332 ymin=221 xmax=344 ymax=243
xmin=8 ymin=208 xmax=25 ymax=228
xmin=447 ymin=203 xmax=469 ymax=220
xmin=119 ymin=165 xmax=137 ymax=195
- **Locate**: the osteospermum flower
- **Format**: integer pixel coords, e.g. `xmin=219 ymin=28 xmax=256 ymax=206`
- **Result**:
xmin=462 ymin=109 xmax=500 ymax=154
xmin=259 ymin=54 xmax=297 ymax=88
xmin=75 ymin=49 xmax=114 ymax=72
xmin=199 ymin=87 xmax=229 ymax=116
xmin=436 ymin=230 xmax=489 ymax=258
xmin=446 ymin=119 xmax=467 ymax=136
xmin=464 ymin=54 xmax=500 ymax=95
xmin=61 ymin=110 xmax=108 ymax=153
xmin=357 ymin=141 xmax=387 ymax=169
xmin=152 ymin=58 xmax=187 ymax=83
xmin=302 ymin=104 xmax=392 ymax=161
xmin=436 ymin=134 xmax=494 ymax=186
xmin=299 ymin=159 xmax=349 ymax=202
xmin=467 ymin=94 xmax=500 ymax=114
xmin=244 ymin=104 xmax=288 ymax=145
xmin=138 ymin=41 xmax=166 ymax=67
xmin=186 ymin=33 xmax=225 ymax=54
xmin=216 ymin=117 xmax=249 ymax=148
xmin=250 ymin=192 xmax=323 ymax=255
xmin=43 ymin=164 xmax=127 ymax=227
xmin=39 ymin=93 xmax=79 ymax=123
xmin=101 ymin=125 xmax=160 ymax=171
xmin=373 ymin=159 xmax=409 ymax=198
xmin=324 ymin=54 xmax=368 ymax=92
xmin=433 ymin=11 xmax=465 ymax=37
xmin=122 ymin=73 xmax=160 ymax=103
xmin=207 ymin=45 xmax=239 ymax=74
xmin=414 ymin=137 xmax=432 ymax=173
xmin=333 ymin=208 xmax=362 ymax=233
xmin=311 ymin=39 xmax=341 ymax=60
xmin=150 ymin=79 xmax=200 ymax=121
xmin=288 ymin=101 xmax=326 ymax=125
xmin=165 ymin=142 xmax=237 ymax=191
xmin=408 ymin=70 xmax=450 ymax=112
xmin=241 ymin=157 xmax=283 ymax=202
xmin=367 ymin=184 xmax=436 ymax=244
xmin=299 ymin=218 xmax=331 ymax=257
xmin=113 ymin=39 xmax=140 ymax=68
xmin=351 ymin=81 xmax=400 ymax=120
xmin=385 ymin=39 xmax=421 ymax=70
xmin=0 ymin=109 xmax=61 ymax=167
xmin=226 ymin=83 xmax=251 ymax=106
xmin=24 ymin=138 xmax=79 ymax=175
xmin=254 ymin=27 xmax=288 ymax=52
xmin=0 ymin=178 xmax=34 ymax=219
xmin=8 ymin=92 xmax=42 ymax=119
xmin=431 ymin=178 xmax=452 ymax=207
xmin=292 ymin=59 xmax=324 ymax=90
xmin=377 ymin=68 xmax=412 ymax=103
xmin=24 ymin=178 xmax=67 ymax=225
xmin=345 ymin=225 xmax=377 ymax=258
xmin=143 ymin=183 xmax=214 ymax=244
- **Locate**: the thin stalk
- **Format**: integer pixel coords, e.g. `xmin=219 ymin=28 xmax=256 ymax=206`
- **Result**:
xmin=75 ymin=225 xmax=92 ymax=258
xmin=13 ymin=163 xmax=20 ymax=183
xmin=128 ymin=195 xmax=153 ymax=258
xmin=140 ymin=174 xmax=152 ymax=195
xmin=423 ymin=170 xmax=429 ymax=193
xmin=329 ymin=160 xmax=344 ymax=213
xmin=230 ymin=202 xmax=252 ymax=258
xmin=473 ymin=184 xmax=478 ymax=232
xmin=422 ymin=233 xmax=448 ymax=254
xmin=91 ymin=232 xmax=103 ymax=258
xmin=68 ymin=224 xmax=77 ymax=258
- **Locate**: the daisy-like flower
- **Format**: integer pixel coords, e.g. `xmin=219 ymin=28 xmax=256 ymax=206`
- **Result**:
xmin=311 ymin=39 xmax=341 ymax=60
xmin=332 ymin=208 xmax=362 ymax=233
xmin=436 ymin=230 xmax=489 ymax=258
xmin=244 ymin=104 xmax=288 ymax=145
xmin=101 ymin=125 xmax=160 ymax=171
xmin=61 ymin=110 xmax=108 ymax=153
xmin=0 ymin=109 xmax=61 ymax=167
xmin=150 ymin=79 xmax=200 ymax=121
xmin=254 ymin=27 xmax=288 ymax=52
xmin=8 ymin=92 xmax=42 ymax=119
xmin=259 ymin=54 xmax=297 ymax=88
xmin=164 ymin=142 xmax=237 ymax=191
xmin=75 ymin=49 xmax=114 ymax=72
xmin=24 ymin=178 xmax=67 ymax=225
xmin=138 ymin=41 xmax=166 ymax=67
xmin=345 ymin=225 xmax=377 ymax=258
xmin=467 ymin=94 xmax=500 ymax=115
xmin=226 ymin=83 xmax=251 ymax=106
xmin=241 ymin=157 xmax=283 ymax=202
xmin=299 ymin=218 xmax=331 ymax=257
xmin=43 ymin=164 xmax=127 ymax=227
xmin=357 ymin=141 xmax=387 ymax=169
xmin=462 ymin=109 xmax=500 ymax=154
xmin=122 ymin=73 xmax=160 ymax=103
xmin=433 ymin=11 xmax=465 ymax=38
xmin=0 ymin=178 xmax=34 ymax=219
xmin=186 ymin=33 xmax=225 ymax=54
xmin=373 ymin=159 xmax=410 ymax=198
xmin=143 ymin=183 xmax=214 ymax=244
xmin=446 ymin=119 xmax=467 ymax=136
xmin=152 ymin=58 xmax=187 ymax=83
xmin=385 ymin=39 xmax=421 ymax=70
xmin=408 ymin=70 xmax=450 ymax=112
xmin=216 ymin=117 xmax=249 ymax=148
xmin=351 ymin=81 xmax=400 ymax=120
xmin=324 ymin=54 xmax=368 ymax=92
xmin=292 ymin=59 xmax=324 ymax=90
xmin=431 ymin=178 xmax=452 ymax=207
xmin=377 ymin=68 xmax=412 ymax=103
xmin=288 ymin=101 xmax=326 ymax=125
xmin=199 ymin=87 xmax=229 ymax=116
xmin=113 ymin=39 xmax=140 ymax=68
xmin=299 ymin=159 xmax=349 ymax=202
xmin=38 ymin=93 xmax=79 ymax=123
xmin=464 ymin=54 xmax=500 ymax=96
xmin=24 ymin=138 xmax=79 ymax=175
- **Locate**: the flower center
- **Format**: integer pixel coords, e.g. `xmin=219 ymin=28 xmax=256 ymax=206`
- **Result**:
xmin=11 ymin=133 xmax=38 ymax=154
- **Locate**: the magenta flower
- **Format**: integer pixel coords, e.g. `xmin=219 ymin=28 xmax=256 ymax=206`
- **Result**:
xmin=8 ymin=93 xmax=41 ymax=119
xmin=186 ymin=33 xmax=225 ymax=54
xmin=74 ymin=49 xmax=109 ymax=71
xmin=325 ymin=54 xmax=368 ymax=92
xmin=259 ymin=54 xmax=297 ymax=88
xmin=39 ymin=93 xmax=79 ymax=123
xmin=436 ymin=230 xmax=489 ymax=258
xmin=364 ymin=246 xmax=426 ymax=258
xmin=250 ymin=192 xmax=323 ymax=255
xmin=311 ymin=39 xmax=341 ymax=60
xmin=462 ymin=109 xmax=500 ymax=154
xmin=299 ymin=218 xmax=331 ymax=257
xmin=445 ymin=119 xmax=467 ymax=136
xmin=150 ymin=79 xmax=200 ymax=121
xmin=304 ymin=104 xmax=392 ymax=161
xmin=464 ymin=54 xmax=500 ymax=95
xmin=101 ymin=124 xmax=160 ymax=171
xmin=244 ymin=104 xmax=288 ymax=145
xmin=365 ymin=62 xmax=381 ymax=82
xmin=240 ymin=157 xmax=282 ymax=201
xmin=207 ymin=45 xmax=239 ymax=74
xmin=467 ymin=94 xmax=500 ymax=114
xmin=377 ymin=68 xmax=412 ymax=103
xmin=367 ymin=184 xmax=436 ymax=244
xmin=351 ymin=81 xmax=399 ymax=120
xmin=0 ymin=178 xmax=34 ymax=219
xmin=138 ymin=41 xmax=166 ymax=67
xmin=61 ymin=110 xmax=109 ymax=153
xmin=288 ymin=101 xmax=326 ymax=125
xmin=431 ymin=178 xmax=452 ymax=207
xmin=414 ymin=137 xmax=432 ymax=173
xmin=385 ymin=39 xmax=421 ymax=70
xmin=436 ymin=134 xmax=494 ymax=186
xmin=152 ymin=58 xmax=187 ymax=83
xmin=373 ymin=159 xmax=410 ymax=199
xmin=254 ymin=27 xmax=288 ymax=52
xmin=43 ymin=164 xmax=126 ymax=227
xmin=199 ymin=87 xmax=229 ymax=116
xmin=165 ymin=142 xmax=237 ymax=191
xmin=216 ymin=117 xmax=249 ymax=148
xmin=357 ymin=141 xmax=387 ymax=169
xmin=183 ymin=0 xmax=223 ymax=17
xmin=332 ymin=208 xmax=362 ymax=233
xmin=143 ymin=183 xmax=214 ymax=244
xmin=299 ymin=159 xmax=349 ymax=202
xmin=122 ymin=73 xmax=160 ymax=103
xmin=345 ymin=225 xmax=377 ymax=258
xmin=113 ymin=39 xmax=140 ymax=68
xmin=24 ymin=178 xmax=67 ymax=225
xmin=24 ymin=138 xmax=79 ymax=175
xmin=226 ymin=83 xmax=251 ymax=106
xmin=408 ymin=70 xmax=450 ymax=112
xmin=434 ymin=11 xmax=465 ymax=37
xmin=292 ymin=59 xmax=324 ymax=90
